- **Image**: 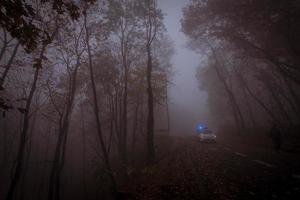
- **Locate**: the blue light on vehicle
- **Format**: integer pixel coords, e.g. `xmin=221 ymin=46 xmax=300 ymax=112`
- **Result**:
xmin=196 ymin=124 xmax=206 ymax=132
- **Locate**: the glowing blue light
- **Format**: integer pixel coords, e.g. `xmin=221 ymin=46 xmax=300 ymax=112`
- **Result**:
xmin=196 ymin=124 xmax=207 ymax=132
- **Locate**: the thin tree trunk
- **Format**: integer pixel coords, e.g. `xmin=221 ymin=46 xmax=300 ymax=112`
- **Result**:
xmin=231 ymin=35 xmax=300 ymax=85
xmin=236 ymin=70 xmax=280 ymax=123
xmin=113 ymin=92 xmax=121 ymax=149
xmin=48 ymin=56 xmax=81 ymax=200
xmin=166 ymin=86 xmax=170 ymax=135
xmin=132 ymin=96 xmax=140 ymax=156
xmin=140 ymin=93 xmax=145 ymax=139
xmin=208 ymin=43 xmax=245 ymax=131
xmin=83 ymin=12 xmax=117 ymax=195
xmin=146 ymin=43 xmax=155 ymax=163
xmin=37 ymin=123 xmax=52 ymax=200
xmin=80 ymin=102 xmax=88 ymax=199
xmin=0 ymin=42 xmax=20 ymax=88
xmin=0 ymin=29 xmax=7 ymax=62
xmin=118 ymin=26 xmax=129 ymax=173
xmin=0 ymin=119 xmax=9 ymax=179
xmin=263 ymin=78 xmax=293 ymax=126
xmin=121 ymin=66 xmax=128 ymax=172
xmin=242 ymin=87 xmax=257 ymax=128
xmin=6 ymin=53 xmax=42 ymax=200
xmin=48 ymin=119 xmax=63 ymax=200
xmin=6 ymin=21 xmax=58 ymax=199
xmin=107 ymin=96 xmax=114 ymax=154
xmin=19 ymin=112 xmax=37 ymax=200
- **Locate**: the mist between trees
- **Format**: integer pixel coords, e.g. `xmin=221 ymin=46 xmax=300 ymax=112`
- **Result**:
xmin=182 ymin=0 xmax=300 ymax=135
xmin=1 ymin=0 xmax=300 ymax=199
xmin=0 ymin=0 xmax=174 ymax=199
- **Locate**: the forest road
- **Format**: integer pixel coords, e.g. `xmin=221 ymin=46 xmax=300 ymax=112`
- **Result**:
xmin=130 ymin=135 xmax=300 ymax=200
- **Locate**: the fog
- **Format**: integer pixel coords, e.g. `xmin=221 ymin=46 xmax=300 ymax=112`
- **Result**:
xmin=158 ymin=0 xmax=209 ymax=134
xmin=1 ymin=0 xmax=300 ymax=200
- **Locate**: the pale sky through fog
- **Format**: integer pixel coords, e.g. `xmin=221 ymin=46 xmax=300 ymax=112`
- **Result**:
xmin=157 ymin=0 xmax=209 ymax=133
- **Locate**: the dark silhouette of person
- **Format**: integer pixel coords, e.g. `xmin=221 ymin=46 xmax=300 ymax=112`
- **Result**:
xmin=269 ymin=124 xmax=282 ymax=152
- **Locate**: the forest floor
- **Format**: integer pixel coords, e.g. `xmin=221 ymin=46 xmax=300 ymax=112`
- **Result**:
xmin=120 ymin=133 xmax=300 ymax=200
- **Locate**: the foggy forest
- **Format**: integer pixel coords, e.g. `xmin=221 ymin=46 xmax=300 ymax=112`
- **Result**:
xmin=0 ymin=0 xmax=300 ymax=199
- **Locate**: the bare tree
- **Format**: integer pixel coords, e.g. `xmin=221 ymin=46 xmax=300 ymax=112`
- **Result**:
xmin=142 ymin=0 xmax=163 ymax=163
xmin=47 ymin=20 xmax=85 ymax=200
xmin=6 ymin=17 xmax=59 ymax=200
xmin=83 ymin=5 xmax=117 ymax=196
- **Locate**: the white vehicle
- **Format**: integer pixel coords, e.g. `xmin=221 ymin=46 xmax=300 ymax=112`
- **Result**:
xmin=197 ymin=129 xmax=216 ymax=142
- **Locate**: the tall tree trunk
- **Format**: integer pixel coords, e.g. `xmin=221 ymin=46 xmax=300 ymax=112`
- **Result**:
xmin=107 ymin=96 xmax=114 ymax=154
xmin=48 ymin=120 xmax=63 ymax=200
xmin=208 ymin=43 xmax=245 ymax=131
xmin=37 ymin=123 xmax=52 ymax=200
xmin=119 ymin=25 xmax=129 ymax=173
xmin=6 ymin=50 xmax=43 ymax=200
xmin=80 ymin=103 xmax=88 ymax=199
xmin=146 ymin=44 xmax=155 ymax=163
xmin=132 ymin=95 xmax=140 ymax=157
xmin=166 ymin=86 xmax=170 ymax=135
xmin=121 ymin=66 xmax=128 ymax=172
xmin=48 ymin=55 xmax=81 ymax=200
xmin=139 ymin=93 xmax=145 ymax=142
xmin=0 ymin=119 xmax=9 ymax=181
xmin=6 ymin=21 xmax=58 ymax=199
xmin=19 ymin=112 xmax=37 ymax=200
xmin=83 ymin=12 xmax=117 ymax=195
xmin=113 ymin=91 xmax=121 ymax=151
